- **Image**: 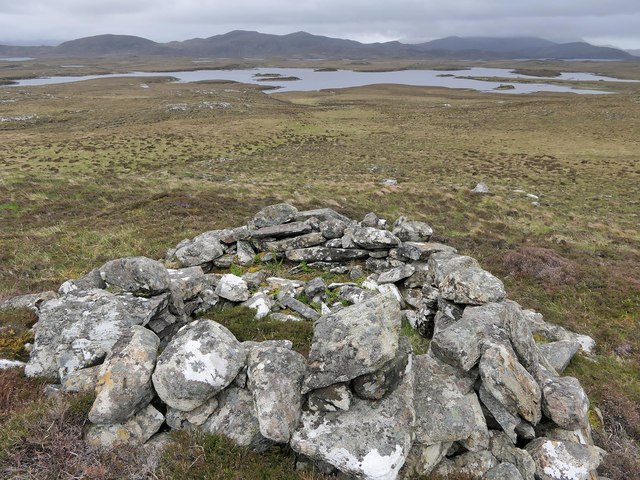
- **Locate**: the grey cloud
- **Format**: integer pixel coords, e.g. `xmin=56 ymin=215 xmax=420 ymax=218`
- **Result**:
xmin=0 ymin=0 xmax=639 ymax=48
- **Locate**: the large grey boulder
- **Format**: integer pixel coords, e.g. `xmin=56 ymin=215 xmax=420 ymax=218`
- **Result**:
xmin=264 ymin=233 xmax=325 ymax=252
xmin=426 ymin=252 xmax=480 ymax=287
xmin=25 ymin=289 xmax=142 ymax=381
xmin=351 ymin=226 xmax=401 ymax=249
xmin=525 ymin=438 xmax=605 ymax=480
xmin=201 ymin=386 xmax=272 ymax=452
xmin=85 ymin=404 xmax=164 ymax=448
xmin=89 ymin=326 xmax=160 ymax=425
xmin=286 ymin=247 xmax=370 ymax=262
xmin=174 ymin=231 xmax=225 ymax=267
xmin=99 ymin=256 xmax=170 ymax=297
xmin=152 ymin=320 xmax=246 ymax=411
xmin=432 ymin=451 xmax=498 ymax=479
xmin=489 ymin=431 xmax=536 ymax=480
xmin=440 ymin=266 xmax=506 ymax=305
xmin=352 ymin=337 xmax=411 ymax=401
xmin=252 ymin=203 xmax=298 ymax=228
xmin=247 ymin=345 xmax=306 ymax=443
xmin=541 ymin=376 xmax=589 ymax=430
xmin=480 ymin=345 xmax=542 ymax=425
xmin=391 ymin=218 xmax=433 ymax=242
xmin=216 ymin=274 xmax=250 ymax=302
xmin=291 ymin=367 xmax=415 ymax=480
xmin=303 ymin=294 xmax=401 ymax=392
xmin=538 ymin=340 xmax=581 ymax=373
xmin=430 ymin=302 xmax=508 ymax=371
xmin=377 ymin=265 xmax=415 ymax=284
xmin=413 ymin=354 xmax=480 ymax=445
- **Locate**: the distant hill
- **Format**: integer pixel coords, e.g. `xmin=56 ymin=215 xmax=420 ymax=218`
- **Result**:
xmin=626 ymin=49 xmax=640 ymax=57
xmin=1 ymin=31 xmax=634 ymax=60
xmin=54 ymin=34 xmax=172 ymax=56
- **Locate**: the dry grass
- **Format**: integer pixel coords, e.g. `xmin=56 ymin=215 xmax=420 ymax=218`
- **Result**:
xmin=499 ymin=246 xmax=577 ymax=286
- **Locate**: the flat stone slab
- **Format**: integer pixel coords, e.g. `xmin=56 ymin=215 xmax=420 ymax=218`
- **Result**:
xmin=286 ymin=247 xmax=370 ymax=262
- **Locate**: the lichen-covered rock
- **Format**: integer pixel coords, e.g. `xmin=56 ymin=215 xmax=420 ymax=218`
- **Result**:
xmin=58 ymin=268 xmax=105 ymax=295
xmin=525 ymin=438 xmax=605 ymax=480
xmin=542 ymin=376 xmax=589 ymax=430
xmin=99 ymin=256 xmax=170 ymax=297
xmin=247 ymin=345 xmax=306 ymax=443
xmin=307 ymin=383 xmax=352 ymax=412
xmin=166 ymin=397 xmax=219 ymax=429
xmin=291 ymin=367 xmax=414 ymax=480
xmin=0 ymin=291 xmax=58 ymax=311
xmin=201 ymin=386 xmax=272 ymax=452
xmin=352 ymin=337 xmax=411 ymax=401
xmin=118 ymin=292 xmax=170 ymax=326
xmin=404 ymin=442 xmax=452 ymax=478
xmin=440 ymin=266 xmax=506 ymax=305
xmin=303 ymin=294 xmax=401 ymax=392
xmin=174 ymin=231 xmax=225 ymax=267
xmin=61 ymin=365 xmax=100 ymax=393
xmin=484 ymin=463 xmax=524 ymax=480
xmin=265 ymin=232 xmax=325 ymax=252
xmin=25 ymin=289 xmax=142 ymax=381
xmin=432 ymin=450 xmax=498 ymax=479
xmin=242 ymin=292 xmax=273 ymax=319
xmin=286 ymin=247 xmax=370 ymax=262
xmin=319 ymin=217 xmax=348 ymax=239
xmin=489 ymin=430 xmax=536 ymax=480
xmin=480 ymin=345 xmax=542 ymax=425
xmin=538 ymin=341 xmax=581 ymax=373
xmin=296 ymin=208 xmax=350 ymax=224
xmin=398 ymin=242 xmax=456 ymax=262
xmin=413 ymin=354 xmax=481 ymax=445
xmin=89 ymin=326 xmax=160 ymax=425
xmin=152 ymin=319 xmax=245 ymax=411
xmin=391 ymin=219 xmax=433 ymax=242
xmin=426 ymin=252 xmax=480 ymax=287
xmin=280 ymin=295 xmax=319 ymax=321
xmin=478 ymin=384 xmax=521 ymax=444
xmin=252 ymin=203 xmax=298 ymax=228
xmin=85 ymin=404 xmax=164 ymax=448
xmin=216 ymin=274 xmax=250 ymax=302
xmin=250 ymin=221 xmax=314 ymax=239
xmin=351 ymin=226 xmax=401 ymax=250
xmin=377 ymin=265 xmax=415 ymax=284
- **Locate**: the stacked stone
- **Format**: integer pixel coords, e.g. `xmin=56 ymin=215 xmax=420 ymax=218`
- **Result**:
xmin=9 ymin=204 xmax=604 ymax=480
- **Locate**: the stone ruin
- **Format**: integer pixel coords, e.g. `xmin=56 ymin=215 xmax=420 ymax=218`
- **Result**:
xmin=3 ymin=204 xmax=606 ymax=480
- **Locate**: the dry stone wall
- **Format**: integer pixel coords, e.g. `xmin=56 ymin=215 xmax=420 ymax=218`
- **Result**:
xmin=2 ymin=203 xmax=605 ymax=480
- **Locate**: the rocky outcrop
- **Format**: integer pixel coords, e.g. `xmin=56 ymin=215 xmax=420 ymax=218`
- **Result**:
xmin=12 ymin=204 xmax=602 ymax=480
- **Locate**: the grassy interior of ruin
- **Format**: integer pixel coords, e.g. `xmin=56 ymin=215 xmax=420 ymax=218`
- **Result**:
xmin=1 ymin=56 xmax=639 ymax=478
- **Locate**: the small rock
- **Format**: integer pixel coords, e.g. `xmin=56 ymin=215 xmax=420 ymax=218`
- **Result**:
xmin=351 ymin=226 xmax=401 ymax=250
xmin=236 ymin=240 xmax=255 ymax=267
xmin=471 ymin=182 xmax=489 ymax=194
xmin=526 ymin=438 xmax=605 ymax=480
xmin=484 ymin=463 xmax=524 ymax=480
xmin=242 ymin=292 xmax=273 ymax=319
xmin=377 ymin=265 xmax=416 ymax=284
xmin=352 ymin=337 xmax=411 ymax=400
xmin=264 ymin=232 xmax=325 ymax=252
xmin=305 ymin=277 xmax=327 ymax=299
xmin=166 ymin=397 xmax=219 ymax=429
xmin=307 ymin=383 xmax=353 ymax=412
xmin=542 ymin=376 xmax=589 ymax=430
xmin=216 ymin=274 xmax=250 ymax=302
xmin=392 ymin=219 xmax=433 ymax=242
xmin=286 ymin=247 xmax=370 ymax=262
xmin=252 ymin=203 xmax=298 ymax=228
xmin=279 ymin=295 xmax=319 ymax=321
xmin=85 ymin=404 xmax=164 ymax=448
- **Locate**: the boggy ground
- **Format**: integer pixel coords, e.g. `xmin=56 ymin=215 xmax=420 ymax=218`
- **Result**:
xmin=0 ymin=61 xmax=639 ymax=479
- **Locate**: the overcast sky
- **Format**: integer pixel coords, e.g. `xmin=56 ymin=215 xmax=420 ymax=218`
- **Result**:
xmin=1 ymin=0 xmax=640 ymax=49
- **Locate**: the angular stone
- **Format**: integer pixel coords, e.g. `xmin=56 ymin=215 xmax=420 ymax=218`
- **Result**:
xmin=352 ymin=337 xmax=411 ymax=400
xmin=337 ymin=285 xmax=376 ymax=305
xmin=296 ymin=208 xmax=350 ymax=224
xmin=152 ymin=319 xmax=245 ymax=411
xmin=216 ymin=274 xmax=250 ymax=302
xmin=307 ymin=383 xmax=352 ymax=412
xmin=484 ymin=463 xmax=524 ymax=480
xmin=377 ymin=283 xmax=404 ymax=306
xmin=166 ymin=397 xmax=219 ymax=429
xmin=168 ymin=266 xmax=205 ymax=301
xmin=25 ymin=289 xmax=142 ymax=381
xmin=391 ymin=219 xmax=433 ymax=242
xmin=117 ymin=292 xmax=170 ymax=326
xmin=305 ymin=277 xmax=327 ymax=299
xmin=440 ymin=266 xmax=506 ymax=305
xmin=242 ymin=270 xmax=268 ymax=289
xmin=538 ymin=341 xmax=581 ymax=373
xmin=291 ymin=368 xmax=414 ymax=480
xmin=242 ymin=292 xmax=273 ymax=319
xmin=89 ymin=326 xmax=160 ymax=425
xmin=264 ymin=232 xmax=325 ymax=252
xmin=59 ymin=269 xmax=106 ymax=295
xmin=286 ymin=247 xmax=370 ymax=263
xmin=250 ymin=221 xmax=313 ymax=239
xmin=413 ymin=354 xmax=480 ymax=445
xmin=247 ymin=345 xmax=306 ymax=443
xmin=303 ymin=294 xmax=401 ymax=392
xmin=61 ymin=365 xmax=100 ymax=393
xmin=426 ymin=252 xmax=480 ymax=287
xmin=526 ymin=438 xmax=605 ymax=480
xmin=351 ymin=226 xmax=401 ymax=249
xmin=433 ymin=451 xmax=498 ymax=479
xmin=174 ymin=231 xmax=225 ymax=267
xmin=0 ymin=291 xmax=58 ymax=312
xmin=213 ymin=254 xmax=234 ymax=268
xmin=319 ymin=217 xmax=347 ymax=239
xmin=479 ymin=384 xmax=520 ymax=443
xmin=459 ymin=392 xmax=490 ymax=452
xmin=542 ymin=376 xmax=589 ymax=430
xmin=280 ymin=295 xmax=319 ymax=321
xmin=85 ymin=404 xmax=164 ymax=448
xmin=99 ymin=256 xmax=170 ymax=297
xmin=201 ymin=386 xmax=272 ymax=452
xmin=430 ymin=302 xmax=508 ymax=371
xmin=480 ymin=345 xmax=542 ymax=425
xmin=361 ymin=212 xmax=382 ymax=228
xmin=377 ymin=265 xmax=416 ymax=284
xmin=489 ymin=430 xmax=536 ymax=480
xmin=236 ymin=240 xmax=255 ymax=267
xmin=404 ymin=442 xmax=452 ymax=478
xmin=252 ymin=203 xmax=298 ymax=228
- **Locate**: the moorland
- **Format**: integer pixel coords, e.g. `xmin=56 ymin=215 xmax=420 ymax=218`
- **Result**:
xmin=0 ymin=55 xmax=639 ymax=479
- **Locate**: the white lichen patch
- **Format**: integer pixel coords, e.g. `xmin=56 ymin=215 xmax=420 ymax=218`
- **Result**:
xmin=541 ymin=441 xmax=589 ymax=479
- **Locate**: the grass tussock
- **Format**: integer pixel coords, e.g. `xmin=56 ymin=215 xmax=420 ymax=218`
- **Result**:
xmin=499 ymin=246 xmax=577 ymax=286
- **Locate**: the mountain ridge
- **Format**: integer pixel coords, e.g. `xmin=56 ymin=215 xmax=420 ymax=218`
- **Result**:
xmin=0 ymin=31 xmax=634 ymax=60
